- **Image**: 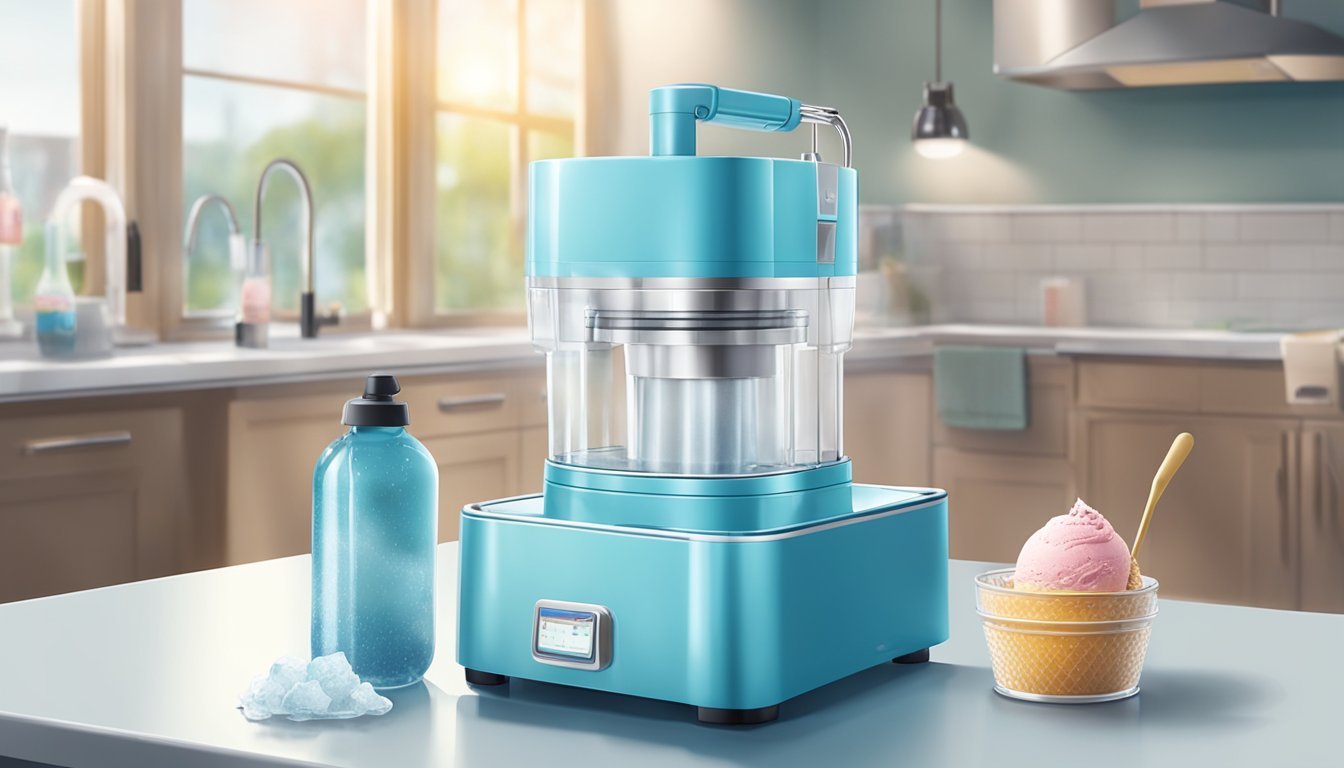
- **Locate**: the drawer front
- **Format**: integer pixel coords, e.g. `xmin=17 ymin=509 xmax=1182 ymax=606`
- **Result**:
xmin=0 ymin=410 xmax=165 ymax=481
xmin=1079 ymin=359 xmax=1340 ymax=418
xmin=934 ymin=357 xmax=1072 ymax=458
xmin=1078 ymin=360 xmax=1201 ymax=413
xmin=399 ymin=374 xmax=524 ymax=438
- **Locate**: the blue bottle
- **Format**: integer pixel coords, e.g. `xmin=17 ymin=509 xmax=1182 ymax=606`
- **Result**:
xmin=312 ymin=373 xmax=439 ymax=689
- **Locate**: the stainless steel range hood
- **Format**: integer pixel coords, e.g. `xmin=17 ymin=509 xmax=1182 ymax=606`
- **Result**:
xmin=995 ymin=0 xmax=1344 ymax=89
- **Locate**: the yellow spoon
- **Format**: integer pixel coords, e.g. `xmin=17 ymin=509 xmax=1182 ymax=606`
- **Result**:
xmin=1127 ymin=432 xmax=1194 ymax=590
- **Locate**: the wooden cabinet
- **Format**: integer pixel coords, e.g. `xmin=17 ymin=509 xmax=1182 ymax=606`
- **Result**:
xmin=1300 ymin=422 xmax=1344 ymax=613
xmin=1078 ymin=412 xmax=1299 ymax=609
xmin=225 ymin=369 xmax=545 ymax=564
xmin=843 ymin=370 xmax=932 ymax=487
xmin=933 ymin=447 xmax=1075 ymax=563
xmin=925 ymin=356 xmax=1077 ymax=562
xmin=425 ymin=431 xmax=518 ymax=543
xmin=226 ymin=385 xmax=350 ymax=563
xmin=0 ymin=408 xmax=186 ymax=602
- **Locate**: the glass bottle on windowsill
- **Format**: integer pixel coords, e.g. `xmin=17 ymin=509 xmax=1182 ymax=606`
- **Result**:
xmin=33 ymin=219 xmax=77 ymax=357
xmin=0 ymin=126 xmax=24 ymax=339
xmin=235 ymin=238 xmax=271 ymax=348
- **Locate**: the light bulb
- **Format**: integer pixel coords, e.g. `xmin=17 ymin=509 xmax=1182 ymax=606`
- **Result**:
xmin=914 ymin=137 xmax=966 ymax=159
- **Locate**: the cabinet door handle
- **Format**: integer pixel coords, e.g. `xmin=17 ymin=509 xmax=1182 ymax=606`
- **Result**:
xmin=1277 ymin=431 xmax=1289 ymax=566
xmin=21 ymin=430 xmax=133 ymax=455
xmin=1324 ymin=436 xmax=1339 ymax=538
xmin=1314 ymin=431 xmax=1325 ymax=529
xmin=437 ymin=393 xmax=507 ymax=412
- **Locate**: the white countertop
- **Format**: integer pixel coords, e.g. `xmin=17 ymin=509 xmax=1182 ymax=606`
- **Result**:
xmin=0 ymin=323 xmax=1297 ymax=403
xmin=0 ymin=550 xmax=1336 ymax=768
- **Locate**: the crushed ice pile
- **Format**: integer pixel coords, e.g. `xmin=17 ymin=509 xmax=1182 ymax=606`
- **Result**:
xmin=239 ymin=652 xmax=393 ymax=721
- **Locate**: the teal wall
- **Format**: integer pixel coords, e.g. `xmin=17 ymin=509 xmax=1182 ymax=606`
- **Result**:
xmin=815 ymin=0 xmax=1344 ymax=204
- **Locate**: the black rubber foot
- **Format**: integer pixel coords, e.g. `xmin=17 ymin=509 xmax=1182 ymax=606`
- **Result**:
xmin=465 ymin=668 xmax=509 ymax=686
xmin=697 ymin=704 xmax=780 ymax=725
xmin=893 ymin=648 xmax=930 ymax=664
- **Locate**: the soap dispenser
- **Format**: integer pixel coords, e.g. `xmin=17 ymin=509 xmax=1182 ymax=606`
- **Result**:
xmin=311 ymin=373 xmax=439 ymax=689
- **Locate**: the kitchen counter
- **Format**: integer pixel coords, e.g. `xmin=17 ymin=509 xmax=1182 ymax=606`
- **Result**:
xmin=0 ymin=324 xmax=1303 ymax=403
xmin=0 ymin=551 xmax=1335 ymax=768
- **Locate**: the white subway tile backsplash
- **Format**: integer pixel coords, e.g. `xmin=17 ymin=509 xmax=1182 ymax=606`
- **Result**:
xmin=1175 ymin=214 xmax=1202 ymax=242
xmin=933 ymin=242 xmax=984 ymax=270
xmin=1238 ymin=212 xmax=1331 ymax=243
xmin=1010 ymin=214 xmax=1083 ymax=243
xmin=1236 ymin=273 xmax=1344 ymax=300
xmin=1203 ymin=243 xmax=1272 ymax=271
xmin=1083 ymin=213 xmax=1176 ymax=243
xmin=990 ymin=244 xmax=1053 ymax=270
xmin=1170 ymin=272 xmax=1237 ymax=300
xmin=1269 ymin=244 xmax=1344 ymax=272
xmin=1202 ymin=213 xmax=1239 ymax=242
xmin=1141 ymin=245 xmax=1201 ymax=270
xmin=885 ymin=205 xmax=1344 ymax=331
xmin=1053 ymin=244 xmax=1114 ymax=271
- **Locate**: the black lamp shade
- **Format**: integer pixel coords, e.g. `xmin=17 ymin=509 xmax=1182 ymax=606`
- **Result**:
xmin=911 ymin=82 xmax=969 ymax=142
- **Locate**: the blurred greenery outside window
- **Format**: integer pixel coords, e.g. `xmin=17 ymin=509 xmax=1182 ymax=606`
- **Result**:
xmin=0 ymin=0 xmax=86 ymax=309
xmin=182 ymin=0 xmax=369 ymax=318
xmin=435 ymin=0 xmax=582 ymax=314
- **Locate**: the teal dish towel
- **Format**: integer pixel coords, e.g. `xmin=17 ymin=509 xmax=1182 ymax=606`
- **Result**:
xmin=934 ymin=345 xmax=1029 ymax=430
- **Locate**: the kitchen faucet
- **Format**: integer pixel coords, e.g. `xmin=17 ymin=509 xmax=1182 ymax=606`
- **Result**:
xmin=184 ymin=193 xmax=241 ymax=257
xmin=252 ymin=159 xmax=336 ymax=339
xmin=47 ymin=176 xmax=154 ymax=346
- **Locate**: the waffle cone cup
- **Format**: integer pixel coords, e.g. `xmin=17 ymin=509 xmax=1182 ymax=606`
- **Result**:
xmin=976 ymin=569 xmax=1158 ymax=701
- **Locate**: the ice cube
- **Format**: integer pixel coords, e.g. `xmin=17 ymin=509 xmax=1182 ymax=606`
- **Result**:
xmin=281 ymin=680 xmax=333 ymax=721
xmin=240 ymin=654 xmax=393 ymax=722
xmin=269 ymin=656 xmax=308 ymax=692
xmin=350 ymin=682 xmax=393 ymax=716
xmin=239 ymin=675 xmax=287 ymax=719
xmin=307 ymin=652 xmax=360 ymax=702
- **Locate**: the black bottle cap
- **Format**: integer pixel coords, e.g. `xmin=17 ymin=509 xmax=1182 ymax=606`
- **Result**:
xmin=342 ymin=373 xmax=411 ymax=427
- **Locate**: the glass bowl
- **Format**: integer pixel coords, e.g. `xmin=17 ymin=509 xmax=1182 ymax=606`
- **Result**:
xmin=975 ymin=568 xmax=1158 ymax=703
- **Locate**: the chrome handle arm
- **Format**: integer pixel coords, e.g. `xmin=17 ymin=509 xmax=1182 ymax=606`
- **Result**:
xmin=799 ymin=104 xmax=853 ymax=168
xmin=21 ymin=430 xmax=132 ymax=455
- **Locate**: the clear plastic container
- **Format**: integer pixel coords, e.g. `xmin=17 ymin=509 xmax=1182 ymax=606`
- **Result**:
xmin=528 ymin=277 xmax=854 ymax=477
xmin=975 ymin=568 xmax=1158 ymax=703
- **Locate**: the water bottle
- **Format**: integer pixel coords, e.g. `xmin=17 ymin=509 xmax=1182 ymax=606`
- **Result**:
xmin=312 ymin=373 xmax=439 ymax=689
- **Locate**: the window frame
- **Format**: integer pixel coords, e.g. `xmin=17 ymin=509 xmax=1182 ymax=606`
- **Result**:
xmin=399 ymin=0 xmax=589 ymax=328
xmin=91 ymin=0 xmax=590 ymax=340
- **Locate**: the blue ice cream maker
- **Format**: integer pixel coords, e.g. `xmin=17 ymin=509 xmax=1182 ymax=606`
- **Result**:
xmin=457 ymin=84 xmax=948 ymax=724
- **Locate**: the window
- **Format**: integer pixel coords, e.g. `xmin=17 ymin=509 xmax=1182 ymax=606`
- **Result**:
xmin=433 ymin=0 xmax=582 ymax=314
xmin=181 ymin=0 xmax=368 ymax=319
xmin=0 ymin=0 xmax=84 ymax=307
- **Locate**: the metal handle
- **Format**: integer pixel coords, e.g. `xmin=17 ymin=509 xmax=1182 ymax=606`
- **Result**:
xmin=1324 ymin=434 xmax=1339 ymax=536
xmin=437 ymin=393 xmax=507 ymax=413
xmin=1314 ymin=431 xmax=1325 ymax=528
xmin=21 ymin=430 xmax=132 ymax=455
xmin=1277 ymin=431 xmax=1289 ymax=566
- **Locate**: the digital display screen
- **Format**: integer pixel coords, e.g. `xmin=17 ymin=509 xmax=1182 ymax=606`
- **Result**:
xmin=536 ymin=607 xmax=596 ymax=660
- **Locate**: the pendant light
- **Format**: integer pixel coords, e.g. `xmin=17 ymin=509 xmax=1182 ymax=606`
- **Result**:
xmin=912 ymin=0 xmax=969 ymax=159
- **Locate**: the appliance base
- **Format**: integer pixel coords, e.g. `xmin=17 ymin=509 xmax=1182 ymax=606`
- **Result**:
xmin=457 ymin=483 xmax=949 ymax=724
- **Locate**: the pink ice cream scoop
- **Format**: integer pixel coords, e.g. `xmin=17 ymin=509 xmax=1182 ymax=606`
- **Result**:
xmin=1014 ymin=499 xmax=1131 ymax=592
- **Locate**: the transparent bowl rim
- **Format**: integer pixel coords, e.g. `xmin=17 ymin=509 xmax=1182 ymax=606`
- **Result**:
xmin=977 ymin=610 xmax=1159 ymax=629
xmin=975 ymin=567 xmax=1158 ymax=597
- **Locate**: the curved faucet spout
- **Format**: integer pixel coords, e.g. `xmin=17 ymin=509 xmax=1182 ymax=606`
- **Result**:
xmin=253 ymin=159 xmax=315 ymax=295
xmin=184 ymin=193 xmax=241 ymax=255
xmin=47 ymin=176 xmax=128 ymax=327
